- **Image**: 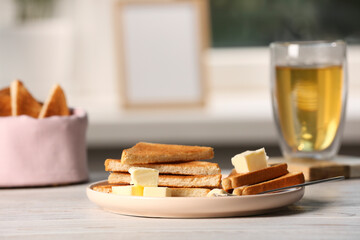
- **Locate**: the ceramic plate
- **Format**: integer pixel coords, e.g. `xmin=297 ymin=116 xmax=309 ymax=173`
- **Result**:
xmin=87 ymin=180 xmax=304 ymax=218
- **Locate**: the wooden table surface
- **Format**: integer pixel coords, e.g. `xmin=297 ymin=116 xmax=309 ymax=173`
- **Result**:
xmin=1 ymin=162 xmax=360 ymax=240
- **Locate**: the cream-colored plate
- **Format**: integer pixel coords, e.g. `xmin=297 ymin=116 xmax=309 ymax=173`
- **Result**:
xmin=87 ymin=180 xmax=304 ymax=218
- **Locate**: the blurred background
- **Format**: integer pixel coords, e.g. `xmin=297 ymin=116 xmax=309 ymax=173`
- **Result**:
xmin=0 ymin=0 xmax=359 ymax=167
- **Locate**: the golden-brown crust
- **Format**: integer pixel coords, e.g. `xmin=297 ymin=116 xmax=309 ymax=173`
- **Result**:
xmin=11 ymin=80 xmax=42 ymax=118
xmin=0 ymin=87 xmax=11 ymax=116
xmin=108 ymin=172 xmax=221 ymax=188
xmin=222 ymin=163 xmax=289 ymax=191
xmin=221 ymin=175 xmax=233 ymax=191
xmin=121 ymin=142 xmax=214 ymax=164
xmin=105 ymin=159 xmax=221 ymax=175
xmin=38 ymin=84 xmax=69 ymax=118
xmin=232 ymin=186 xmax=245 ymax=196
xmin=233 ymin=172 xmax=305 ymax=196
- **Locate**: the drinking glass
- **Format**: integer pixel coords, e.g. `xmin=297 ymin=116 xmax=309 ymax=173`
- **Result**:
xmin=270 ymin=41 xmax=347 ymax=160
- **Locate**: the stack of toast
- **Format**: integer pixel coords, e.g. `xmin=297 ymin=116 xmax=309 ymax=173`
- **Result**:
xmin=0 ymin=80 xmax=69 ymax=118
xmin=92 ymin=144 xmax=306 ymax=197
xmin=100 ymin=142 xmax=222 ymax=197
xmin=222 ymin=163 xmax=305 ymax=195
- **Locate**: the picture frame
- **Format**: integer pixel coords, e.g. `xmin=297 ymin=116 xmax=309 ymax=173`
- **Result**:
xmin=114 ymin=0 xmax=209 ymax=108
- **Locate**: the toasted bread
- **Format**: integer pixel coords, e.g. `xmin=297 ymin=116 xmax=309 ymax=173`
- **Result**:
xmin=0 ymin=87 xmax=11 ymax=116
xmin=105 ymin=159 xmax=221 ymax=176
xmin=92 ymin=182 xmax=127 ymax=193
xmin=92 ymin=183 xmax=211 ymax=197
xmin=170 ymin=188 xmax=211 ymax=197
xmin=10 ymin=80 xmax=42 ymax=118
xmin=108 ymin=172 xmax=221 ymax=188
xmin=233 ymin=172 xmax=305 ymax=196
xmin=38 ymin=84 xmax=69 ymax=118
xmin=121 ymin=142 xmax=214 ymax=164
xmin=222 ymin=163 xmax=289 ymax=191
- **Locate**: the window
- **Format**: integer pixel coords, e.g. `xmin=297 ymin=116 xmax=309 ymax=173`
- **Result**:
xmin=210 ymin=0 xmax=360 ymax=47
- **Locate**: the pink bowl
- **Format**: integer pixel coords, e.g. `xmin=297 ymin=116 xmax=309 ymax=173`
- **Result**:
xmin=0 ymin=109 xmax=88 ymax=187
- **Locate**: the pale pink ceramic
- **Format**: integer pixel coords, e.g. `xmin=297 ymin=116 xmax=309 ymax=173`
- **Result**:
xmin=87 ymin=180 xmax=305 ymax=218
xmin=0 ymin=109 xmax=88 ymax=187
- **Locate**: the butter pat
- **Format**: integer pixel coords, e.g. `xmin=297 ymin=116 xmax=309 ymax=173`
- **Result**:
xmin=112 ymin=185 xmax=144 ymax=196
xmin=231 ymin=148 xmax=269 ymax=173
xmin=143 ymin=187 xmax=171 ymax=197
xmin=128 ymin=167 xmax=159 ymax=187
xmin=206 ymin=189 xmax=229 ymax=197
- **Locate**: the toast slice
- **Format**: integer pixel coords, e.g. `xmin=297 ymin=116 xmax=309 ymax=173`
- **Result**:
xmin=92 ymin=183 xmax=211 ymax=197
xmin=170 ymin=188 xmax=211 ymax=197
xmin=92 ymin=182 xmax=127 ymax=193
xmin=0 ymin=87 xmax=11 ymax=116
xmin=10 ymin=80 xmax=42 ymax=118
xmin=233 ymin=172 xmax=305 ymax=196
xmin=222 ymin=163 xmax=289 ymax=191
xmin=38 ymin=84 xmax=70 ymax=118
xmin=121 ymin=142 xmax=214 ymax=164
xmin=105 ymin=159 xmax=221 ymax=176
xmin=108 ymin=172 xmax=221 ymax=188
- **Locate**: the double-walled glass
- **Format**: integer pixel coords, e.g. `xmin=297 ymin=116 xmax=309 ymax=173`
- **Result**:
xmin=270 ymin=41 xmax=347 ymax=160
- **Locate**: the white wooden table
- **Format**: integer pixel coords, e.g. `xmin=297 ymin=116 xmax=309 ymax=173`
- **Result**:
xmin=1 ymin=165 xmax=360 ymax=240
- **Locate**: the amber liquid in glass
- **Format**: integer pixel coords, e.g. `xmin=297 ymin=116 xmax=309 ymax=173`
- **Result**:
xmin=275 ymin=65 xmax=343 ymax=152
